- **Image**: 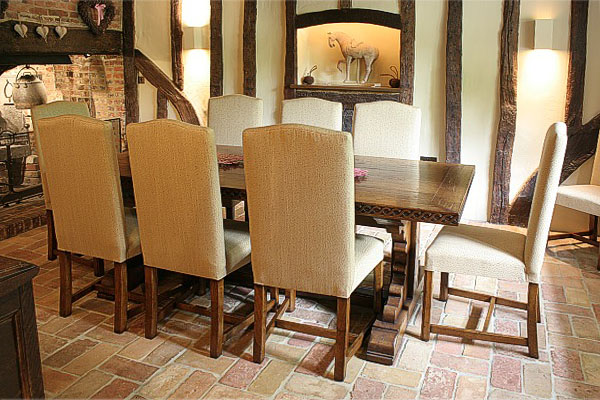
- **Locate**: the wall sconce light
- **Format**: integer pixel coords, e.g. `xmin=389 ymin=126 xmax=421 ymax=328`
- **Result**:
xmin=534 ymin=19 xmax=554 ymax=50
xmin=183 ymin=26 xmax=209 ymax=50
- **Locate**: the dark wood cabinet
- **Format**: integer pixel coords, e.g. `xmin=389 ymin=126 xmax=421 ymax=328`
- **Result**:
xmin=0 ymin=256 xmax=44 ymax=399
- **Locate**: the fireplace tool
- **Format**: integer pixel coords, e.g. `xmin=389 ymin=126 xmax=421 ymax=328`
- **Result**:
xmin=0 ymin=129 xmax=42 ymax=206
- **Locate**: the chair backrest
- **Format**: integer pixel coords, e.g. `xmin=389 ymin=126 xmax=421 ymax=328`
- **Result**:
xmin=590 ymin=132 xmax=600 ymax=185
xmin=243 ymin=124 xmax=356 ymax=298
xmin=36 ymin=115 xmax=129 ymax=262
xmin=127 ymin=120 xmax=227 ymax=279
xmin=352 ymin=101 xmax=421 ymax=160
xmin=525 ymin=122 xmax=568 ymax=282
xmin=281 ymin=98 xmax=343 ymax=131
xmin=31 ymin=101 xmax=90 ymax=209
xmin=208 ymin=94 xmax=263 ymax=146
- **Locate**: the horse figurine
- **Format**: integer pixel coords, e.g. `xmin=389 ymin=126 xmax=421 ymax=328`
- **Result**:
xmin=328 ymin=32 xmax=379 ymax=84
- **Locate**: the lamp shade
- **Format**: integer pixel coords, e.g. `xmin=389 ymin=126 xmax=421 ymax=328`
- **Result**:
xmin=183 ymin=26 xmax=209 ymax=50
xmin=534 ymin=19 xmax=554 ymax=50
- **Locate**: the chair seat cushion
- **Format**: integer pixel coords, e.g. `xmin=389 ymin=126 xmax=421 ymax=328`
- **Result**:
xmin=224 ymin=219 xmax=252 ymax=275
xmin=125 ymin=208 xmax=142 ymax=259
xmin=353 ymin=234 xmax=385 ymax=291
xmin=556 ymin=185 xmax=600 ymax=216
xmin=425 ymin=224 xmax=526 ymax=282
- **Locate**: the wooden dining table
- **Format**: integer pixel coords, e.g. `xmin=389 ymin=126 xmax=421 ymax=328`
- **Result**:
xmin=117 ymin=145 xmax=475 ymax=365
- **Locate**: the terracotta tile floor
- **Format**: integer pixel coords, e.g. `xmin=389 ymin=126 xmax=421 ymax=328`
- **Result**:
xmin=2 ymin=225 xmax=600 ymax=399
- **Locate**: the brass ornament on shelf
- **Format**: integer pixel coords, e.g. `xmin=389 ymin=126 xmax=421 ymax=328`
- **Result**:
xmin=301 ymin=65 xmax=317 ymax=85
xmin=380 ymin=65 xmax=400 ymax=88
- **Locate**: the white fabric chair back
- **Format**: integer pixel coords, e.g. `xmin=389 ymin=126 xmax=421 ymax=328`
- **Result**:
xmin=36 ymin=115 xmax=129 ymax=262
xmin=208 ymin=94 xmax=263 ymax=146
xmin=127 ymin=120 xmax=228 ymax=279
xmin=525 ymin=122 xmax=568 ymax=282
xmin=31 ymin=101 xmax=91 ymax=209
xmin=243 ymin=124 xmax=357 ymax=297
xmin=590 ymin=133 xmax=600 ymax=186
xmin=352 ymin=101 xmax=421 ymax=160
xmin=281 ymin=98 xmax=343 ymax=131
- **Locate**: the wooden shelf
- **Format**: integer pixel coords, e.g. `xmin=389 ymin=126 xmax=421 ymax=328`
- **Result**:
xmin=290 ymin=84 xmax=405 ymax=93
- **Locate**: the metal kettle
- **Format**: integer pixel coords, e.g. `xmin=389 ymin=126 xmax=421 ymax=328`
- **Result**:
xmin=3 ymin=66 xmax=47 ymax=109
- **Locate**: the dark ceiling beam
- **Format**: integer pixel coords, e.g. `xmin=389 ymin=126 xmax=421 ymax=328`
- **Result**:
xmin=445 ymin=0 xmax=462 ymax=164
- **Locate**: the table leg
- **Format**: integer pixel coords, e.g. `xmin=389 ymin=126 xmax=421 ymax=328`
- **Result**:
xmin=366 ymin=221 xmax=421 ymax=365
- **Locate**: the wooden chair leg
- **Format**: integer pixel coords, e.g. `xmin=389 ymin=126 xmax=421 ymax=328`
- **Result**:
xmin=270 ymin=287 xmax=279 ymax=310
xmin=421 ymin=270 xmax=433 ymax=341
xmin=253 ymin=284 xmax=267 ymax=363
xmin=114 ymin=261 xmax=128 ymax=333
xmin=439 ymin=272 xmax=449 ymax=301
xmin=144 ymin=266 xmax=158 ymax=339
xmin=334 ymin=297 xmax=350 ymax=381
xmin=93 ymin=258 xmax=105 ymax=277
xmin=373 ymin=261 xmax=383 ymax=314
xmin=58 ymin=251 xmax=72 ymax=317
xmin=210 ymin=279 xmax=224 ymax=358
xmin=285 ymin=289 xmax=296 ymax=312
xmin=47 ymin=209 xmax=57 ymax=261
xmin=590 ymin=215 xmax=598 ymax=241
xmin=527 ymin=282 xmax=539 ymax=359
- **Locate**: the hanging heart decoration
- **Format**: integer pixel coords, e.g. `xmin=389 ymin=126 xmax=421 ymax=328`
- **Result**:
xmin=55 ymin=25 xmax=68 ymax=39
xmin=77 ymin=0 xmax=115 ymax=35
xmin=36 ymin=25 xmax=49 ymax=42
xmin=13 ymin=22 xmax=27 ymax=38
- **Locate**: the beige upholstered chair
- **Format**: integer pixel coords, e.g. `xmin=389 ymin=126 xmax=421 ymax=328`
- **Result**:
xmin=31 ymin=101 xmax=101 ymax=270
xmin=127 ymin=120 xmax=253 ymax=358
xmin=208 ymin=94 xmax=263 ymax=146
xmin=36 ymin=115 xmax=141 ymax=333
xmin=551 ymin=134 xmax=600 ymax=268
xmin=352 ymin=100 xmax=421 ymax=159
xmin=243 ymin=124 xmax=385 ymax=381
xmin=421 ymin=122 xmax=567 ymax=358
xmin=352 ymin=101 xmax=422 ymax=272
xmin=281 ymin=98 xmax=343 ymax=131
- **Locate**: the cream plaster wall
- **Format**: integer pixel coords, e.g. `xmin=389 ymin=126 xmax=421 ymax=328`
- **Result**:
xmin=256 ymin=0 xmax=285 ymax=125
xmin=413 ymin=0 xmax=445 ymax=162
xmin=223 ymin=0 xmax=244 ymax=95
xmin=460 ymin=0 xmax=503 ymax=220
xmin=135 ymin=0 xmax=179 ymax=123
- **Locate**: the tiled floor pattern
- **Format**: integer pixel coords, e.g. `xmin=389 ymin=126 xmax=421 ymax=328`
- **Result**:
xmin=2 ymin=225 xmax=600 ymax=399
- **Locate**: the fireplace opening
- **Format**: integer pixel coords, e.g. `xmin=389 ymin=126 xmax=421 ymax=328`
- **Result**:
xmin=0 ymin=55 xmax=125 ymax=205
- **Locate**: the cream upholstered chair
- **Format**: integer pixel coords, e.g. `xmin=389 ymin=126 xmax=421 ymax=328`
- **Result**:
xmin=127 ymin=120 xmax=253 ymax=358
xmin=36 ymin=115 xmax=141 ymax=333
xmin=208 ymin=94 xmax=263 ymax=146
xmin=352 ymin=101 xmax=422 ymax=272
xmin=243 ymin=124 xmax=385 ymax=381
xmin=31 ymin=101 xmax=102 ymax=272
xmin=551 ymin=133 xmax=600 ymax=268
xmin=281 ymin=98 xmax=343 ymax=130
xmin=421 ymin=123 xmax=568 ymax=358
xmin=208 ymin=94 xmax=263 ymax=219
xmin=352 ymin=100 xmax=421 ymax=159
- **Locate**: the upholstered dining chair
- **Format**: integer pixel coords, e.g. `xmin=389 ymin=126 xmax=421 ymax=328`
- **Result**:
xmin=550 ymin=133 xmax=600 ymax=269
xmin=243 ymin=124 xmax=385 ymax=381
xmin=421 ymin=122 xmax=567 ymax=358
xmin=36 ymin=115 xmax=142 ymax=333
xmin=352 ymin=100 xmax=422 ymax=279
xmin=31 ymin=101 xmax=103 ymax=276
xmin=281 ymin=98 xmax=343 ymax=131
xmin=352 ymin=100 xmax=421 ymax=159
xmin=127 ymin=120 xmax=253 ymax=358
xmin=208 ymin=94 xmax=263 ymax=146
xmin=208 ymin=94 xmax=263 ymax=219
